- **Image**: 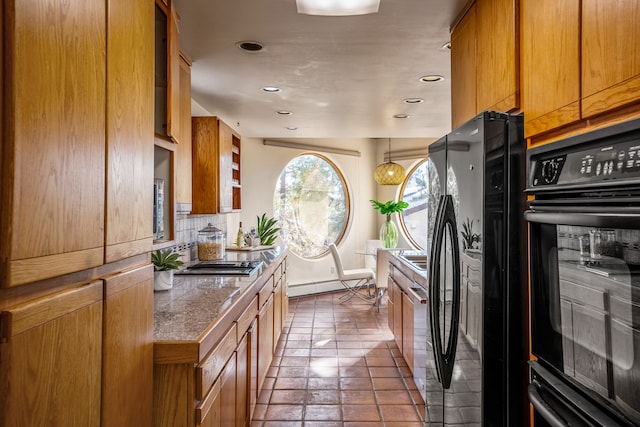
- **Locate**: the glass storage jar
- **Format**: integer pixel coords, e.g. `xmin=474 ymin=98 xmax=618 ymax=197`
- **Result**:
xmin=198 ymin=223 xmax=225 ymax=260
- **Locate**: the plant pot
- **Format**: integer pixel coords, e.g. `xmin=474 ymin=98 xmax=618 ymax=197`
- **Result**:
xmin=154 ymin=270 xmax=174 ymax=291
xmin=379 ymin=215 xmax=399 ymax=248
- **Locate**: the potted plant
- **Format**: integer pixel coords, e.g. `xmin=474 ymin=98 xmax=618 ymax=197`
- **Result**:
xmin=461 ymin=218 xmax=481 ymax=252
xmin=256 ymin=213 xmax=280 ymax=246
xmin=151 ymin=249 xmax=184 ymax=291
xmin=370 ymin=199 xmax=409 ymax=248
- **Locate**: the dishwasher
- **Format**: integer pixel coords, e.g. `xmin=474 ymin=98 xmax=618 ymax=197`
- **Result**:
xmin=407 ymin=283 xmax=430 ymax=402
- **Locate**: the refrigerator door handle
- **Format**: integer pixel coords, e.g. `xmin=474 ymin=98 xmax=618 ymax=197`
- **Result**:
xmin=428 ymin=194 xmax=461 ymax=389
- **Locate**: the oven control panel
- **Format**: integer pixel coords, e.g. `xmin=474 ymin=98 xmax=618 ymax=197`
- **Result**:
xmin=530 ymin=136 xmax=640 ymax=187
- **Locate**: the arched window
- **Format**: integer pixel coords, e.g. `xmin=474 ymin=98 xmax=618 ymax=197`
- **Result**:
xmin=399 ymin=159 xmax=436 ymax=249
xmin=273 ymin=153 xmax=350 ymax=258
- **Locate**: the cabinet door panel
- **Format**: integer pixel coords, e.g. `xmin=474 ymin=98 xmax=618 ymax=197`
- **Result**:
xmin=218 ymin=121 xmax=234 ymax=213
xmin=581 ymin=0 xmax=640 ymax=118
xmin=402 ymin=291 xmax=415 ymax=373
xmin=102 ymin=265 xmax=154 ymax=427
xmin=176 ymin=54 xmax=193 ymax=209
xmin=106 ymin=0 xmax=154 ymax=263
xmin=476 ymin=0 xmax=519 ymax=113
xmin=2 ymin=0 xmax=106 ymax=286
xmin=522 ymin=0 xmax=581 ymax=137
xmin=451 ymin=5 xmax=477 ymax=128
xmin=0 ymin=282 xmax=103 ymax=426
xmin=257 ymin=294 xmax=274 ymax=392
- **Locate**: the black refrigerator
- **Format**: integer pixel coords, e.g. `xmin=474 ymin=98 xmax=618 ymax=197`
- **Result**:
xmin=420 ymin=111 xmax=528 ymax=426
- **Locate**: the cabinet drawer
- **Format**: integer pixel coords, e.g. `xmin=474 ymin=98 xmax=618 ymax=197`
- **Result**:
xmin=273 ymin=264 xmax=282 ymax=285
xmin=258 ymin=276 xmax=274 ymax=307
xmin=196 ymin=322 xmax=237 ymax=400
xmin=236 ymin=296 xmax=257 ymax=343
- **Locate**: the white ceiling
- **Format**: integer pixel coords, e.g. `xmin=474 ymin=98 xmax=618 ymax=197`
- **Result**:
xmin=173 ymin=0 xmax=468 ymax=139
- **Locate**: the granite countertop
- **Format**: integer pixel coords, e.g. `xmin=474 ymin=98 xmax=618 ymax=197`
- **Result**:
xmin=153 ymin=246 xmax=287 ymax=355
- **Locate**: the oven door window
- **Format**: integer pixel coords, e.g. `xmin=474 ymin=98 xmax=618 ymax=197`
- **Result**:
xmin=530 ymin=222 xmax=640 ymax=424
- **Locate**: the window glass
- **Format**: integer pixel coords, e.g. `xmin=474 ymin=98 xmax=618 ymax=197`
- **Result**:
xmin=273 ymin=154 xmax=349 ymax=258
xmin=400 ymin=159 xmax=434 ymax=249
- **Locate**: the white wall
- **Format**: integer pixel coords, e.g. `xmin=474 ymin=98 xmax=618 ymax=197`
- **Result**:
xmin=191 ymin=99 xmax=437 ymax=294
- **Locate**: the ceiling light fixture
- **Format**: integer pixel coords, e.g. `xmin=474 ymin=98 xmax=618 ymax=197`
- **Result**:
xmin=374 ymin=138 xmax=406 ymax=185
xmin=296 ymin=0 xmax=380 ymax=16
xmin=403 ymin=98 xmax=423 ymax=104
xmin=276 ymin=110 xmax=293 ymax=115
xmin=419 ymin=75 xmax=445 ymax=83
xmin=393 ymin=113 xmax=410 ymax=119
xmin=262 ymin=86 xmax=281 ymax=93
xmin=236 ymin=41 xmax=264 ymax=52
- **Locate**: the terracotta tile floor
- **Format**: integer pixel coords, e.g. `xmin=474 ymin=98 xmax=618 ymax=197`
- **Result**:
xmin=251 ymin=291 xmax=426 ymax=427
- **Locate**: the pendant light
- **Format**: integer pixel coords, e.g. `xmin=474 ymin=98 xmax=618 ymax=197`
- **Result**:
xmin=374 ymin=138 xmax=406 ymax=185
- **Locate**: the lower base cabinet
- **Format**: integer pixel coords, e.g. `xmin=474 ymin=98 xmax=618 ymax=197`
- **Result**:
xmin=154 ymin=254 xmax=288 ymax=427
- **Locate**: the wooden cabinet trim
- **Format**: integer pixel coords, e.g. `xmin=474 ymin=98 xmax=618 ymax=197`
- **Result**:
xmin=105 ymin=238 xmax=154 ymax=265
xmin=524 ymin=102 xmax=581 ymax=139
xmin=6 ymin=247 xmax=104 ymax=288
xmin=236 ymin=296 xmax=258 ymax=343
xmin=1 ymin=280 xmax=103 ymax=339
xmin=581 ymin=75 xmax=640 ymax=119
xmin=103 ymin=264 xmax=153 ymax=297
xmin=196 ymin=376 xmax=221 ymax=424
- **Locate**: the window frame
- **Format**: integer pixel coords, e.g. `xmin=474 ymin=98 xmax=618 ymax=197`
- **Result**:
xmin=273 ymin=152 xmax=351 ymax=259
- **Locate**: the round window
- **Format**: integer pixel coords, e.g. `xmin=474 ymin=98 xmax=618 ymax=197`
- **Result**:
xmin=273 ymin=154 xmax=350 ymax=258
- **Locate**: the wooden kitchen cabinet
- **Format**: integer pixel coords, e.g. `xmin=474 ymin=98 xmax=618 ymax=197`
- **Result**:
xmin=154 ymin=0 xmax=181 ymax=143
xmin=0 ymin=282 xmax=104 ymax=426
xmin=176 ymin=52 xmax=193 ymax=212
xmin=102 ymin=265 xmax=154 ymax=427
xmin=451 ymin=0 xmax=519 ymax=128
xmin=521 ymin=0 xmax=581 ymax=138
xmin=402 ymin=291 xmax=415 ymax=373
xmin=450 ymin=3 xmax=477 ymax=129
xmin=192 ymin=117 xmax=242 ymax=213
xmin=257 ymin=293 xmax=274 ymax=392
xmin=475 ymin=0 xmax=519 ymax=113
xmin=389 ymin=276 xmax=404 ymax=352
xmin=581 ymin=0 xmax=640 ymax=119
xmin=106 ymin=0 xmax=155 ymax=263
xmin=236 ymin=330 xmax=250 ymax=427
xmin=1 ymin=0 xmax=106 ymax=287
xmin=522 ymin=0 xmax=640 ymax=140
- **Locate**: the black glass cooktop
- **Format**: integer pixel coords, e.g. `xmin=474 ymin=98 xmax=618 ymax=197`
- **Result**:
xmin=176 ymin=260 xmax=263 ymax=276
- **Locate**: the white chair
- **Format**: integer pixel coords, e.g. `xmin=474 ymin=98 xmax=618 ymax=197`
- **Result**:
xmin=329 ymin=243 xmax=375 ymax=303
xmin=365 ymin=239 xmax=387 ymax=311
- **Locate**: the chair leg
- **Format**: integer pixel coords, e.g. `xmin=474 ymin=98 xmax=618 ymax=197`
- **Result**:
xmin=338 ymin=279 xmax=375 ymax=303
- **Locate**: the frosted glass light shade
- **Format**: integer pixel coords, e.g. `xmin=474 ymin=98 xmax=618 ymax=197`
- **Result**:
xmin=374 ymin=161 xmax=406 ymax=185
xmin=296 ymin=0 xmax=380 ymax=16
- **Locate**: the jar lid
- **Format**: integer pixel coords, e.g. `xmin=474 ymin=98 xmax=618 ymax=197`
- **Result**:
xmin=199 ymin=223 xmax=223 ymax=234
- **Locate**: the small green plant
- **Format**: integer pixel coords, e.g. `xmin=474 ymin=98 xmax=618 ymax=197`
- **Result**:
xmin=461 ymin=218 xmax=481 ymax=251
xmin=370 ymin=199 xmax=409 ymax=215
xmin=257 ymin=213 xmax=280 ymax=246
xmin=151 ymin=249 xmax=184 ymax=271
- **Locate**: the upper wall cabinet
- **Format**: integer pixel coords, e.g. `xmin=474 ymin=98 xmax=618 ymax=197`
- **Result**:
xmin=451 ymin=0 xmax=519 ymax=128
xmin=192 ymin=117 xmax=242 ymax=214
xmin=522 ymin=0 xmax=582 ymax=139
xmin=522 ymin=0 xmax=640 ymax=140
xmin=154 ymin=0 xmax=181 ymax=143
xmin=1 ymin=0 xmax=107 ymax=287
xmin=106 ymin=0 xmax=155 ymax=263
xmin=175 ymin=52 xmax=193 ymax=212
xmin=581 ymin=0 xmax=640 ymax=119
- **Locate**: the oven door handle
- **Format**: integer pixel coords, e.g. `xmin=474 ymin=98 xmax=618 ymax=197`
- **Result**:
xmin=525 ymin=210 xmax=640 ymax=228
xmin=528 ymin=382 xmax=569 ymax=427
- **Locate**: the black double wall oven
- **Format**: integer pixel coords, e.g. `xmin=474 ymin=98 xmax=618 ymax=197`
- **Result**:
xmin=526 ymin=118 xmax=640 ymax=426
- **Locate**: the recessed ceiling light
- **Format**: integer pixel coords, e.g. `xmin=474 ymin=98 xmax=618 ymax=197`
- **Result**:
xmin=403 ymin=98 xmax=424 ymax=104
xmin=296 ymin=0 xmax=379 ymax=16
xmin=276 ymin=110 xmax=292 ymax=115
xmin=441 ymin=42 xmax=451 ymax=50
xmin=419 ymin=75 xmax=445 ymax=83
xmin=262 ymin=86 xmax=281 ymax=93
xmin=393 ymin=114 xmax=410 ymax=119
xmin=286 ymin=126 xmax=298 ymax=131
xmin=236 ymin=40 xmax=263 ymax=52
